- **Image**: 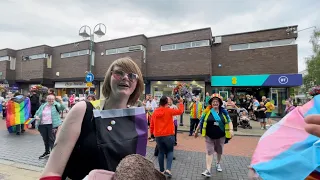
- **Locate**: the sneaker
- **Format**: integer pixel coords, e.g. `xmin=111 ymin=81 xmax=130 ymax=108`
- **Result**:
xmin=260 ymin=127 xmax=264 ymax=130
xmin=39 ymin=152 xmax=50 ymax=159
xmin=216 ymin=163 xmax=222 ymax=172
xmin=201 ymin=169 xmax=211 ymax=177
xmin=149 ymin=138 xmax=155 ymax=142
xmin=164 ymin=170 xmax=172 ymax=178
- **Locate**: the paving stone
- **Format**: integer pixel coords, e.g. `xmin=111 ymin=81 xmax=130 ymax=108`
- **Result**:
xmin=0 ymin=130 xmax=252 ymax=179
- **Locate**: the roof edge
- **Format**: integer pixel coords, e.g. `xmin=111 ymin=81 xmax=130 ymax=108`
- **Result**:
xmin=148 ymin=27 xmax=212 ymax=39
xmin=214 ymin=25 xmax=299 ymax=37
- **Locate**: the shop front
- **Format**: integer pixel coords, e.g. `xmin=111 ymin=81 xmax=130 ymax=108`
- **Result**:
xmin=211 ymin=74 xmax=303 ymax=117
xmin=54 ymin=82 xmax=96 ymax=97
xmin=150 ymin=80 xmax=206 ymax=110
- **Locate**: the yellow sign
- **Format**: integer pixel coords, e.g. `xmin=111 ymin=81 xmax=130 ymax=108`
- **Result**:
xmin=231 ymin=77 xmax=237 ymax=85
xmin=86 ymin=82 xmax=93 ymax=87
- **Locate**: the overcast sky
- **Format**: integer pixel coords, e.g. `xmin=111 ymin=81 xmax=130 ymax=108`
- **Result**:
xmin=1 ymin=0 xmax=319 ymax=72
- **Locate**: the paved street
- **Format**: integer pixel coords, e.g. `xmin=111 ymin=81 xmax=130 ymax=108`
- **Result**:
xmin=0 ymin=119 xmax=259 ymax=180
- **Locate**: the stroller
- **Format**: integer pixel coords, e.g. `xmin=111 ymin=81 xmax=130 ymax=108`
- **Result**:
xmin=238 ymin=108 xmax=252 ymax=129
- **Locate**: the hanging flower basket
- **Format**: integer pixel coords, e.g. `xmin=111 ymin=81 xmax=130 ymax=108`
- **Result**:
xmin=309 ymin=85 xmax=320 ymax=97
xmin=173 ymin=82 xmax=193 ymax=99
xmin=30 ymin=85 xmax=48 ymax=94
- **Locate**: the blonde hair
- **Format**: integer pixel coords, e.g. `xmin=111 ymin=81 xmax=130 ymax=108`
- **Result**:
xmin=102 ymin=57 xmax=144 ymax=105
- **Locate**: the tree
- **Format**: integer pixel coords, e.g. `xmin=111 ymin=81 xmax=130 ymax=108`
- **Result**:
xmin=303 ymin=28 xmax=320 ymax=93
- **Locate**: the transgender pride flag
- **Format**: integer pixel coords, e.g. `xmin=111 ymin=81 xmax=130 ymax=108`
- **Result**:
xmin=251 ymin=95 xmax=320 ymax=180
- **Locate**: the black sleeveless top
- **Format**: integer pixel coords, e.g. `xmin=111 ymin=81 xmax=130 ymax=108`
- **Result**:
xmin=62 ymin=101 xmax=147 ymax=180
xmin=62 ymin=102 xmax=101 ymax=180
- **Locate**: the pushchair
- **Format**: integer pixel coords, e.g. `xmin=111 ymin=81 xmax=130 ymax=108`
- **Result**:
xmin=238 ymin=108 xmax=252 ymax=129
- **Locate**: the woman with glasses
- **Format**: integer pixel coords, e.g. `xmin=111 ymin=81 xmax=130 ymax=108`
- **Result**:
xmin=40 ymin=57 xmax=147 ymax=180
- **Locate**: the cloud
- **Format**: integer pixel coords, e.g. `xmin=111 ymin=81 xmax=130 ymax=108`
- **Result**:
xmin=0 ymin=0 xmax=319 ymax=71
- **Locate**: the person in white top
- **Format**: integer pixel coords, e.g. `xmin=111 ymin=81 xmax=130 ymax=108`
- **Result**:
xmin=146 ymin=95 xmax=158 ymax=111
xmin=145 ymin=94 xmax=158 ymax=142
xmin=168 ymin=97 xmax=178 ymax=145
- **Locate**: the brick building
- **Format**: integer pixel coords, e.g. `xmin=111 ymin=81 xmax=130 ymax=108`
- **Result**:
xmin=0 ymin=25 xmax=302 ymax=116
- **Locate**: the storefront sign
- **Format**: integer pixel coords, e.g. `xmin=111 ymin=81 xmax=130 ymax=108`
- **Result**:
xmin=167 ymin=84 xmax=176 ymax=88
xmin=55 ymin=82 xmax=95 ymax=88
xmin=211 ymin=74 xmax=303 ymax=87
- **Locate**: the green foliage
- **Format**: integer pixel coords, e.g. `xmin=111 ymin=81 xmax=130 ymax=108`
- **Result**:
xmin=303 ymin=28 xmax=320 ymax=92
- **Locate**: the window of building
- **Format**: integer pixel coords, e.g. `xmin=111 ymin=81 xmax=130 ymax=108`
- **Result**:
xmin=191 ymin=40 xmax=210 ymax=47
xmin=229 ymin=44 xmax=249 ymax=51
xmin=271 ymin=39 xmax=295 ymax=46
xmin=0 ymin=56 xmax=9 ymax=61
xmin=23 ymin=54 xmax=48 ymax=60
xmin=229 ymin=38 xmax=295 ymax=51
xmin=61 ymin=50 xmax=90 ymax=58
xmin=249 ymin=41 xmax=271 ymax=49
xmin=105 ymin=45 xmax=145 ymax=55
xmin=10 ymin=57 xmax=16 ymax=70
xmin=106 ymin=49 xmax=117 ymax=55
xmin=161 ymin=44 xmax=175 ymax=51
xmin=161 ymin=40 xmax=210 ymax=52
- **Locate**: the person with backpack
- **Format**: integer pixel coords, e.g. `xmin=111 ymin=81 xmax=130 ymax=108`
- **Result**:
xmin=194 ymin=93 xmax=234 ymax=178
xmin=265 ymin=98 xmax=275 ymax=127
xmin=34 ymin=94 xmax=65 ymax=159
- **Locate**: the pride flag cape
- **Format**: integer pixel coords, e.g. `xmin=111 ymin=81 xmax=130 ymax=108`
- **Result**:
xmin=251 ymin=95 xmax=320 ymax=180
xmin=6 ymin=95 xmax=31 ymax=133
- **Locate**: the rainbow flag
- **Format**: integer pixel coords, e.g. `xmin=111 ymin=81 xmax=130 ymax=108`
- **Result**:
xmin=6 ymin=95 xmax=31 ymax=133
xmin=250 ymin=95 xmax=320 ymax=180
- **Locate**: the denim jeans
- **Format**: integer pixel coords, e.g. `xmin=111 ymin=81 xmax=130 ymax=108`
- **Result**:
xmin=190 ymin=118 xmax=199 ymax=135
xmin=156 ymin=135 xmax=175 ymax=172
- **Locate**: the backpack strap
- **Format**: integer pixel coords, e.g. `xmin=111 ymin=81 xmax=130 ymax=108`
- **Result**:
xmin=54 ymin=104 xmax=60 ymax=113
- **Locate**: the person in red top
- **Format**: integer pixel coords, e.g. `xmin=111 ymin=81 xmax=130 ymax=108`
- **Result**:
xmin=150 ymin=95 xmax=184 ymax=178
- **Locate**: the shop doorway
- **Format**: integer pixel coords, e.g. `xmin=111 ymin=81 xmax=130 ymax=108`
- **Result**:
xmin=234 ymin=87 xmax=269 ymax=102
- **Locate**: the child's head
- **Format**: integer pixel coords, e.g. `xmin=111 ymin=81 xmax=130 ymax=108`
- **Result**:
xmin=242 ymin=111 xmax=247 ymax=116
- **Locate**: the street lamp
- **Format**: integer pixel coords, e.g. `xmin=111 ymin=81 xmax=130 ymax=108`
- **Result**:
xmin=78 ymin=23 xmax=106 ymax=73
xmin=79 ymin=23 xmax=106 ymax=95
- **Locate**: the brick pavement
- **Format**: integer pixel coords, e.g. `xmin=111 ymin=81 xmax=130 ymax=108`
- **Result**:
xmin=0 ymin=118 xmax=258 ymax=179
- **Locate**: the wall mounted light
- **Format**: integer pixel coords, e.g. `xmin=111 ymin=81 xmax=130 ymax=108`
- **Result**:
xmin=218 ymin=64 xmax=222 ymax=68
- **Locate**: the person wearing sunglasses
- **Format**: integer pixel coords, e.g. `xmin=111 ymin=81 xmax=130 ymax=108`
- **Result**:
xmin=40 ymin=57 xmax=145 ymax=180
